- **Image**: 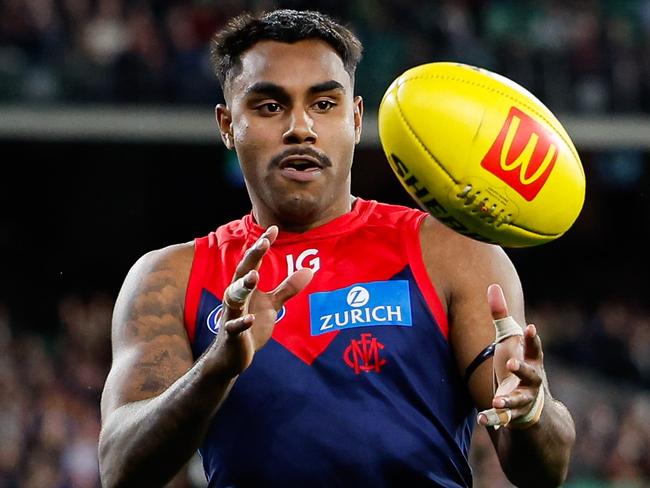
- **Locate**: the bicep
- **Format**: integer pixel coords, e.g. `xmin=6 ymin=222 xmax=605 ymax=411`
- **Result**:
xmin=446 ymin=244 xmax=525 ymax=409
xmin=100 ymin=248 xmax=194 ymax=419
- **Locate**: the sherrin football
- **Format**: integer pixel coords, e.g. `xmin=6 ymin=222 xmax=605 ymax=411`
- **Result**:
xmin=378 ymin=62 xmax=586 ymax=247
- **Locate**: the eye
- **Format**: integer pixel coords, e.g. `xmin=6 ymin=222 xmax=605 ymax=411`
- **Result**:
xmin=314 ymin=100 xmax=336 ymax=111
xmin=258 ymin=102 xmax=283 ymax=114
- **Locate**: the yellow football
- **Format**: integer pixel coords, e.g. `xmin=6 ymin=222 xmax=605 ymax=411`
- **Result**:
xmin=378 ymin=62 xmax=586 ymax=247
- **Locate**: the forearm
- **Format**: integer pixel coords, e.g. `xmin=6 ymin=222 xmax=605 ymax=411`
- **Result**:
xmin=495 ymin=394 xmax=575 ymax=487
xmin=99 ymin=351 xmax=235 ymax=487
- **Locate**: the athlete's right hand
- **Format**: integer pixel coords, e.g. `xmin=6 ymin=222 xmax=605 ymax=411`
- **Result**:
xmin=209 ymin=226 xmax=313 ymax=377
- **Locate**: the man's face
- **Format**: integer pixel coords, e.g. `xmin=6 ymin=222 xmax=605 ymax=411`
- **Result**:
xmin=217 ymin=39 xmax=363 ymax=229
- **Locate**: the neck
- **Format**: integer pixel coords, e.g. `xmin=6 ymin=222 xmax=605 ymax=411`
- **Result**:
xmin=253 ymin=195 xmax=357 ymax=233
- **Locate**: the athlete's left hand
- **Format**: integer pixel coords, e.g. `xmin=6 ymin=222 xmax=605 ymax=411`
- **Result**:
xmin=477 ymin=284 xmax=545 ymax=428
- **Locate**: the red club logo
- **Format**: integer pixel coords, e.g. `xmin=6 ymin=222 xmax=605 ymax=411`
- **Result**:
xmin=344 ymin=333 xmax=386 ymax=374
xmin=481 ymin=106 xmax=560 ymax=201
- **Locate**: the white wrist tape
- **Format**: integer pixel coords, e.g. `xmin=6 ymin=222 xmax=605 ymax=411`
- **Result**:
xmin=494 ymin=316 xmax=524 ymax=343
xmin=224 ymin=276 xmax=253 ymax=309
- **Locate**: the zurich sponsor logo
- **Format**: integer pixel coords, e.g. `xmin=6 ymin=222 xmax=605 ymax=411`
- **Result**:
xmin=206 ymin=304 xmax=286 ymax=335
xmin=309 ymin=280 xmax=412 ymax=336
xmin=347 ymin=286 xmax=370 ymax=307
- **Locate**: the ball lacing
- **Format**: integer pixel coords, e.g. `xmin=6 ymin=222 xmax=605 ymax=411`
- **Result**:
xmin=456 ymin=184 xmax=512 ymax=226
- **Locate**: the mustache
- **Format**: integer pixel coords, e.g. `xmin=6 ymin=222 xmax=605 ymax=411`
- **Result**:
xmin=269 ymin=147 xmax=332 ymax=169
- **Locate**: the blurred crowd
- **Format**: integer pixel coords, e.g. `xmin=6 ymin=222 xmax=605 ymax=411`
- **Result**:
xmin=0 ymin=292 xmax=648 ymax=487
xmin=1 ymin=0 xmax=650 ymax=113
xmin=0 ymin=293 xmax=202 ymax=488
xmin=0 ymin=296 xmax=112 ymax=488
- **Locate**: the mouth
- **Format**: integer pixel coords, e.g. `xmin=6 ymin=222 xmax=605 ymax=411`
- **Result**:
xmin=277 ymin=155 xmax=325 ymax=182
xmin=278 ymin=155 xmax=324 ymax=171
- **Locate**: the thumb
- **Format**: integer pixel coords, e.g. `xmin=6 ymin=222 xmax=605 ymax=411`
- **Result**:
xmin=488 ymin=283 xmax=509 ymax=320
xmin=488 ymin=284 xmax=523 ymax=383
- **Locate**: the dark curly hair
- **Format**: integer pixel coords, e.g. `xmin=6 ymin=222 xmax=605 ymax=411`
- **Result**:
xmin=211 ymin=9 xmax=363 ymax=93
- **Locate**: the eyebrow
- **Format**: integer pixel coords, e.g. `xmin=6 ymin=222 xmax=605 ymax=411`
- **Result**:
xmin=243 ymin=80 xmax=346 ymax=102
xmin=244 ymin=82 xmax=290 ymax=104
xmin=308 ymin=80 xmax=345 ymax=94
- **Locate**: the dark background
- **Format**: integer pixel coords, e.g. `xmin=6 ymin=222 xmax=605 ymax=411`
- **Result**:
xmin=1 ymin=141 xmax=648 ymax=332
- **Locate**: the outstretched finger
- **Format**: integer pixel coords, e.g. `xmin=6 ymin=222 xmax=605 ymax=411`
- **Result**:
xmin=493 ymin=388 xmax=536 ymax=411
xmin=477 ymin=407 xmax=511 ymax=428
xmin=224 ymin=314 xmax=255 ymax=336
xmin=270 ymin=268 xmax=314 ymax=309
xmin=524 ymin=324 xmax=543 ymax=361
xmin=487 ymin=283 xmax=509 ymax=320
xmin=232 ymin=226 xmax=279 ymax=282
xmin=506 ymin=358 xmax=542 ymax=387
xmin=222 ymin=269 xmax=259 ymax=322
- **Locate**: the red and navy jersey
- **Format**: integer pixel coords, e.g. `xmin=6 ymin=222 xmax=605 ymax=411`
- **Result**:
xmin=184 ymin=198 xmax=476 ymax=487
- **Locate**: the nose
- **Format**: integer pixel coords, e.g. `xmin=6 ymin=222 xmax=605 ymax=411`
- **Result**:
xmin=282 ymin=108 xmax=317 ymax=144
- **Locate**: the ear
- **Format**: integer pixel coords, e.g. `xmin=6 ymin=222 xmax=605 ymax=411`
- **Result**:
xmin=216 ymin=104 xmax=234 ymax=150
xmin=353 ymin=96 xmax=364 ymax=144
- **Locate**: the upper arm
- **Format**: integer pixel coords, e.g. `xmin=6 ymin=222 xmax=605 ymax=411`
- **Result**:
xmin=419 ymin=217 xmax=525 ymax=409
xmin=100 ymin=243 xmax=195 ymax=421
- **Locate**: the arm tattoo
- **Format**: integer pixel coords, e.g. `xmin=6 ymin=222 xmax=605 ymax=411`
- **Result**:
xmin=139 ymin=350 xmax=172 ymax=394
xmin=117 ymin=258 xmax=193 ymax=400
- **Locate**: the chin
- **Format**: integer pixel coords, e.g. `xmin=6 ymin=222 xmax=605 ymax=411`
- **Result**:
xmin=275 ymin=193 xmax=321 ymax=227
